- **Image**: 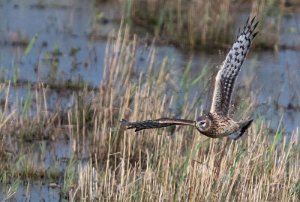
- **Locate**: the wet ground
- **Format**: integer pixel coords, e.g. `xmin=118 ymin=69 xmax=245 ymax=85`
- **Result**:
xmin=0 ymin=0 xmax=300 ymax=200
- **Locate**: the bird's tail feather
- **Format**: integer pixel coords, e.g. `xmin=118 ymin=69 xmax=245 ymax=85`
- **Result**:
xmin=228 ymin=119 xmax=253 ymax=140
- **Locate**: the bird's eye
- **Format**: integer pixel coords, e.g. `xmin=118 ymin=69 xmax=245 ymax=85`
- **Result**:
xmin=199 ymin=120 xmax=206 ymax=127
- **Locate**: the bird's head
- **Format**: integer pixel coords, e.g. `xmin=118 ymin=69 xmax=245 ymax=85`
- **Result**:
xmin=195 ymin=114 xmax=212 ymax=132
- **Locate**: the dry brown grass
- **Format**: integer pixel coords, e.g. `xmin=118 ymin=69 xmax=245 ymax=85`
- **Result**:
xmin=67 ymin=27 xmax=299 ymax=201
xmin=123 ymin=0 xmax=234 ymax=49
xmin=118 ymin=0 xmax=288 ymax=50
xmin=0 ymin=24 xmax=299 ymax=201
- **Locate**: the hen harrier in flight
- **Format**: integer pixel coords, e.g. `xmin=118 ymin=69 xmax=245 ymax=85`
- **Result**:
xmin=121 ymin=17 xmax=258 ymax=140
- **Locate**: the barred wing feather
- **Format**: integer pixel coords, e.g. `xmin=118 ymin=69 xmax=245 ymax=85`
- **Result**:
xmin=210 ymin=17 xmax=258 ymax=116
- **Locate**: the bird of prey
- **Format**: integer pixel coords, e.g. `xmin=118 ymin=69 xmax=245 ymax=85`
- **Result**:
xmin=121 ymin=17 xmax=258 ymax=140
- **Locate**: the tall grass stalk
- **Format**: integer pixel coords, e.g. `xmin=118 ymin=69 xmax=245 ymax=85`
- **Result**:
xmin=69 ymin=27 xmax=300 ymax=201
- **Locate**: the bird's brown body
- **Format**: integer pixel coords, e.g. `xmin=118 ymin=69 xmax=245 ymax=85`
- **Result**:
xmin=197 ymin=113 xmax=239 ymax=138
xmin=121 ymin=16 xmax=258 ymax=140
xmin=195 ymin=112 xmax=253 ymax=140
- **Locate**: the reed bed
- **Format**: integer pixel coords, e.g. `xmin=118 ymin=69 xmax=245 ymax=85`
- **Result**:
xmin=0 ymin=25 xmax=299 ymax=201
xmin=70 ymin=27 xmax=299 ymax=201
xmin=122 ymin=0 xmax=234 ymax=49
xmin=116 ymin=0 xmax=286 ymax=50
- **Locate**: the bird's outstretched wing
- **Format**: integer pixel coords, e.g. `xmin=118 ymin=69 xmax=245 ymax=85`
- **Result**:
xmin=210 ymin=17 xmax=258 ymax=116
xmin=121 ymin=118 xmax=195 ymax=132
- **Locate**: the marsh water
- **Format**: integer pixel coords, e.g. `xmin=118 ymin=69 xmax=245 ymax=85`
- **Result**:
xmin=0 ymin=0 xmax=300 ymax=200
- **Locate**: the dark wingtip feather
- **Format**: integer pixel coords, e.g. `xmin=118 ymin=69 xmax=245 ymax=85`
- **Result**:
xmin=120 ymin=119 xmax=129 ymax=125
xmin=250 ymin=16 xmax=256 ymax=25
xmin=246 ymin=16 xmax=250 ymax=24
xmin=120 ymin=119 xmax=132 ymax=129
xmin=120 ymin=119 xmax=136 ymax=130
xmin=253 ymin=21 xmax=259 ymax=30
xmin=244 ymin=16 xmax=259 ymax=38
xmin=253 ymin=31 xmax=259 ymax=39
xmin=237 ymin=27 xmax=241 ymax=39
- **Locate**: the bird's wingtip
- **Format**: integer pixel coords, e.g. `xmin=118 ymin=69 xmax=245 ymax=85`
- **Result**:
xmin=120 ymin=119 xmax=129 ymax=125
